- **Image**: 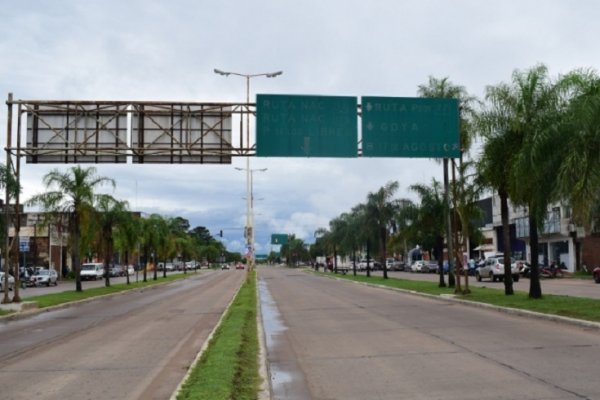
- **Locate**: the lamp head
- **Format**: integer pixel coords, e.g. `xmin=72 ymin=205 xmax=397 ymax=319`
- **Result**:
xmin=266 ymin=71 xmax=283 ymax=78
xmin=214 ymin=68 xmax=230 ymax=77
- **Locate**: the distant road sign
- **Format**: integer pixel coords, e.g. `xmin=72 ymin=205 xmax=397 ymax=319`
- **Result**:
xmin=361 ymin=97 xmax=460 ymax=158
xmin=271 ymin=234 xmax=289 ymax=245
xmin=256 ymin=94 xmax=358 ymax=157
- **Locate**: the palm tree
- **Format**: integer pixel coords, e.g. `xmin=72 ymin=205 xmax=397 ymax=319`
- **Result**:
xmin=363 ymin=181 xmax=400 ymax=279
xmin=1 ymin=163 xmax=20 ymax=304
xmin=418 ymin=76 xmax=477 ymax=287
xmin=114 ymin=211 xmax=141 ymax=285
xmin=139 ymin=214 xmax=160 ymax=282
xmin=552 ymin=70 xmax=600 ymax=230
xmin=449 ymin=160 xmax=482 ymax=294
xmin=27 ymin=166 xmax=115 ymax=292
xmin=499 ymin=64 xmax=563 ymax=299
xmin=410 ymin=179 xmax=447 ymax=287
xmin=95 ymin=195 xmax=128 ymax=287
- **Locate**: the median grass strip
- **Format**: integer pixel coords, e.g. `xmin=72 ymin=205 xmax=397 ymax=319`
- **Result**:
xmin=23 ymin=272 xmax=198 ymax=309
xmin=177 ymin=271 xmax=259 ymax=400
xmin=319 ymin=271 xmax=600 ymax=323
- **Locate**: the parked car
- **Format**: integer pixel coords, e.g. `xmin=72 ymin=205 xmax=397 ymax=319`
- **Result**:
xmin=410 ymin=260 xmax=425 ymax=272
xmin=593 ymin=267 xmax=600 ymax=284
xmin=0 ymin=272 xmax=15 ymax=292
xmin=476 ymin=255 xmax=520 ymax=282
xmin=422 ymin=261 xmax=439 ymax=273
xmin=109 ymin=265 xmax=124 ymax=277
xmin=30 ymin=268 xmax=58 ymax=286
xmin=221 ymin=264 xmax=230 ymax=270
xmin=358 ymin=258 xmax=381 ymax=271
xmin=127 ymin=265 xmax=135 ymax=276
xmin=80 ymin=263 xmax=105 ymax=280
xmin=386 ymin=258 xmax=405 ymax=271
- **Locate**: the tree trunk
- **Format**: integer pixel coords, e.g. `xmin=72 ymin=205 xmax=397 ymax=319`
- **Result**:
xmin=500 ymin=190 xmax=514 ymax=295
xmin=125 ymin=250 xmax=130 ymax=285
xmin=382 ymin=227 xmax=388 ymax=279
xmin=143 ymin=246 xmax=148 ymax=282
xmin=333 ymin=245 xmax=338 ymax=274
xmin=436 ymin=234 xmax=446 ymax=287
xmin=73 ymin=215 xmax=82 ymax=292
xmin=528 ymin=213 xmax=542 ymax=298
xmin=366 ymin=239 xmax=371 ymax=278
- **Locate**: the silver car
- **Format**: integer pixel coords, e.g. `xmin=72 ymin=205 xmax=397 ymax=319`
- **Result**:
xmin=0 ymin=272 xmax=15 ymax=292
xmin=30 ymin=269 xmax=59 ymax=286
xmin=476 ymin=256 xmax=520 ymax=282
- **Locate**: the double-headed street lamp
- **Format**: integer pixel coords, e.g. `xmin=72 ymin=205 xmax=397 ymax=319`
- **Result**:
xmin=214 ymin=68 xmax=283 ymax=269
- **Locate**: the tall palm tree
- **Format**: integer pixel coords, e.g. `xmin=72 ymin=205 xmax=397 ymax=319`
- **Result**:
xmin=410 ymin=179 xmax=447 ymax=287
xmin=552 ymin=70 xmax=600 ymax=228
xmin=475 ymin=76 xmax=523 ymax=296
xmin=1 ymin=163 xmax=20 ymax=304
xmin=95 ymin=195 xmax=128 ymax=287
xmin=418 ymin=76 xmax=477 ymax=287
xmin=363 ymin=181 xmax=400 ymax=279
xmin=449 ymin=160 xmax=482 ymax=294
xmin=28 ymin=166 xmax=115 ymax=292
xmin=114 ymin=211 xmax=141 ymax=285
xmin=501 ymin=64 xmax=563 ymax=299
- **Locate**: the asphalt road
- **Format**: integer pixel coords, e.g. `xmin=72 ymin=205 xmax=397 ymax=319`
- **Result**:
xmin=333 ymin=268 xmax=600 ymax=299
xmin=0 ymin=269 xmax=245 ymax=400
xmin=259 ymin=266 xmax=600 ymax=400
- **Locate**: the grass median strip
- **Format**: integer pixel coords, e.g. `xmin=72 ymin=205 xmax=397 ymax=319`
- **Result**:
xmin=318 ymin=271 xmax=600 ymax=323
xmin=177 ymin=271 xmax=259 ymax=400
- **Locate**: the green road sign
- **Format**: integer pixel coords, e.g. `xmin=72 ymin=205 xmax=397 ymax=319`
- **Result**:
xmin=361 ymin=97 xmax=460 ymax=158
xmin=271 ymin=233 xmax=289 ymax=245
xmin=256 ymin=94 xmax=358 ymax=157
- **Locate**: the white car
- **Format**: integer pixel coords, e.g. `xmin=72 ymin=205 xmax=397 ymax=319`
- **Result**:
xmin=30 ymin=269 xmax=59 ymax=286
xmin=80 ymin=263 xmax=105 ymax=280
xmin=410 ymin=260 xmax=425 ymax=272
xmin=476 ymin=255 xmax=520 ymax=282
xmin=0 ymin=272 xmax=15 ymax=292
xmin=127 ymin=265 xmax=135 ymax=276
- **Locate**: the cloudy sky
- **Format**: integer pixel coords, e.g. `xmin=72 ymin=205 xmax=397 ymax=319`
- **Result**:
xmin=2 ymin=0 xmax=599 ymax=255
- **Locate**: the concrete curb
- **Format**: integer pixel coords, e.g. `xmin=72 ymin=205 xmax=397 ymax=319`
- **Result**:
xmin=313 ymin=270 xmax=600 ymax=332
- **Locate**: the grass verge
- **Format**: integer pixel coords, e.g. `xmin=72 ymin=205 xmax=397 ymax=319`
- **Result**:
xmin=177 ymin=271 xmax=259 ymax=400
xmin=23 ymin=272 xmax=198 ymax=309
xmin=318 ymin=272 xmax=600 ymax=323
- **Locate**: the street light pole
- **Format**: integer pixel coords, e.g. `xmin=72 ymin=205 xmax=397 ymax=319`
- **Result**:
xmin=214 ymin=68 xmax=282 ymax=270
xmin=235 ymin=167 xmax=267 ymax=269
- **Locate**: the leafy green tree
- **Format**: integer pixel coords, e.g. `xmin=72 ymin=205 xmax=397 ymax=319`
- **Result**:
xmin=27 ymin=166 xmax=115 ymax=292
